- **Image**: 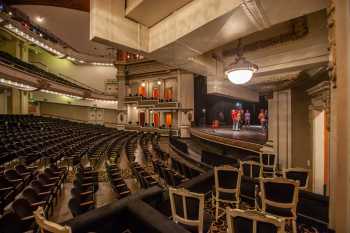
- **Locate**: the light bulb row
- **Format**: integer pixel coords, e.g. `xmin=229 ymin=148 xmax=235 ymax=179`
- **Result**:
xmin=4 ymin=24 xmax=114 ymax=67
xmin=5 ymin=24 xmax=64 ymax=57
xmin=0 ymin=78 xmax=37 ymax=91
xmin=40 ymin=89 xmax=82 ymax=99
xmin=91 ymin=62 xmax=114 ymax=67
xmin=86 ymin=98 xmax=118 ymax=104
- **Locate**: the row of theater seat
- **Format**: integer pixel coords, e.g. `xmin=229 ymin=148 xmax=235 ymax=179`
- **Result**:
xmin=0 ymin=115 xmax=123 ymax=166
xmin=105 ymin=163 xmax=131 ymax=198
xmin=151 ymin=136 xmax=201 ymax=180
xmin=140 ymin=133 xmax=155 ymax=162
xmin=85 ymin=132 xmax=122 ymax=168
xmin=0 ymin=164 xmax=67 ymax=232
xmin=152 ymin=160 xmax=185 ymax=187
xmin=130 ymin=162 xmax=158 ymax=189
xmin=105 ymin=132 xmax=129 ymax=162
xmin=125 ymin=133 xmax=139 ymax=162
xmin=69 ymin=165 xmax=99 ymax=217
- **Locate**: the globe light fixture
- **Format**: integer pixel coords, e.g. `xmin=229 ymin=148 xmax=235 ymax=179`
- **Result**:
xmin=225 ymin=57 xmax=258 ymax=85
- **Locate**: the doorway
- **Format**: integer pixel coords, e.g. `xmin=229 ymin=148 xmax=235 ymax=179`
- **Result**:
xmin=165 ymin=113 xmax=172 ymax=128
xmin=312 ymin=110 xmax=327 ymax=195
xmin=153 ymin=112 xmax=159 ymax=128
xmin=139 ymin=112 xmax=145 ymax=126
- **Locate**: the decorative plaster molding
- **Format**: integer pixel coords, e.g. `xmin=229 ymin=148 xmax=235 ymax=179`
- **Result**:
xmin=246 ymin=71 xmax=300 ymax=86
xmin=240 ymin=0 xmax=270 ymax=30
xmin=327 ymin=1 xmax=336 ymax=88
xmin=222 ymin=16 xmax=308 ymax=57
xmin=307 ymin=81 xmax=330 ymax=129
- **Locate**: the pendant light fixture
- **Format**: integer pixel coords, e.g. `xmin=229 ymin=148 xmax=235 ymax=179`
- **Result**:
xmin=225 ymin=39 xmax=258 ymax=85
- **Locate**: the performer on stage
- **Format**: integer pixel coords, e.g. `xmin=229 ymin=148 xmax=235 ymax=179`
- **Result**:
xmin=244 ymin=109 xmax=251 ymax=126
xmin=232 ymin=109 xmax=240 ymax=131
xmin=258 ymin=109 xmax=266 ymax=128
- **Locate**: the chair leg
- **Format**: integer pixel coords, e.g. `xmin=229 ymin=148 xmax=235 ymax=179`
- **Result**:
xmin=215 ymin=201 xmax=219 ymax=221
xmin=292 ymin=219 xmax=297 ymax=233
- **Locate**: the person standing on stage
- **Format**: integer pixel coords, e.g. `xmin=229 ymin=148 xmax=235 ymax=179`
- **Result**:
xmin=232 ymin=109 xmax=238 ymax=131
xmin=244 ymin=109 xmax=251 ymax=126
xmin=240 ymin=109 xmax=244 ymax=127
xmin=258 ymin=109 xmax=266 ymax=128
xmin=237 ymin=109 xmax=241 ymax=131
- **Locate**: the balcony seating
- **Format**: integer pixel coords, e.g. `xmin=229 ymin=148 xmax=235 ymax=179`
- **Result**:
xmin=259 ymin=177 xmax=299 ymax=233
xmin=283 ymin=168 xmax=310 ymax=190
xmin=68 ymin=196 xmax=95 ymax=217
xmin=152 ymin=160 xmax=185 ymax=187
xmin=169 ymin=187 xmax=211 ymax=233
xmin=15 ymin=164 xmax=38 ymax=179
xmin=30 ymin=180 xmax=58 ymax=205
xmin=37 ymin=173 xmax=62 ymax=196
xmin=0 ymin=174 xmax=24 ymax=194
xmin=213 ymin=165 xmax=241 ymax=220
xmin=169 ymin=137 xmax=188 ymax=155
xmin=131 ymin=162 xmax=158 ymax=189
xmin=226 ymin=208 xmax=286 ymax=233
xmin=170 ymin=157 xmax=200 ymax=179
xmin=5 ymin=169 xmax=31 ymax=186
xmin=22 ymin=187 xmax=54 ymax=216
xmin=11 ymin=198 xmax=39 ymax=232
xmin=260 ymin=153 xmax=277 ymax=177
xmin=0 ymin=177 xmax=16 ymax=214
xmin=106 ymin=163 xmax=131 ymax=198
xmin=239 ymin=161 xmax=262 ymax=206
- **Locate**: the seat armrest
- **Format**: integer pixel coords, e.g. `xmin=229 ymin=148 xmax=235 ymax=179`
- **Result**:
xmin=0 ymin=187 xmax=14 ymax=191
xmin=80 ymin=191 xmax=93 ymax=195
xmin=9 ymin=178 xmax=23 ymax=182
xmin=31 ymin=201 xmax=47 ymax=207
xmin=39 ymin=191 xmax=51 ymax=195
xmin=80 ymin=200 xmax=95 ymax=206
xmin=21 ymin=215 xmax=34 ymax=221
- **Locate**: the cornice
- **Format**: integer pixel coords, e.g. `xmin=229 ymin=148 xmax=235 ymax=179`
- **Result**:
xmin=240 ymin=0 xmax=271 ymax=30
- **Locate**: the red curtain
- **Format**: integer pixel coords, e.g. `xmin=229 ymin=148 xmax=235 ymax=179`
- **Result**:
xmin=153 ymin=112 xmax=159 ymax=128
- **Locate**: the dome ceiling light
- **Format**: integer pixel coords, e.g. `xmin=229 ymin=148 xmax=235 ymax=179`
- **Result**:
xmin=225 ymin=39 xmax=258 ymax=85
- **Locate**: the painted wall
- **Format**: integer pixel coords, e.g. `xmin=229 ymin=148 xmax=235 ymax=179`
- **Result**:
xmin=40 ymin=102 xmax=89 ymax=122
xmin=28 ymin=49 xmax=116 ymax=92
xmin=291 ymin=87 xmax=312 ymax=170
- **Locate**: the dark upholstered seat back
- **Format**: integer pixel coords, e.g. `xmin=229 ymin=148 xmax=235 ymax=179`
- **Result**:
xmin=226 ymin=208 xmax=285 ymax=233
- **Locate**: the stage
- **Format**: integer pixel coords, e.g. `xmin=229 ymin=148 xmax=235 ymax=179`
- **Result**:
xmin=190 ymin=126 xmax=267 ymax=153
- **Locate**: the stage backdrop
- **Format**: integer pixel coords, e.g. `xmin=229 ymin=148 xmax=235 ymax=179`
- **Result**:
xmin=194 ymin=76 xmax=267 ymax=127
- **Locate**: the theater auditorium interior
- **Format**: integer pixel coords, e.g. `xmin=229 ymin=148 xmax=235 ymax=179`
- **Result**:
xmin=0 ymin=0 xmax=349 ymax=233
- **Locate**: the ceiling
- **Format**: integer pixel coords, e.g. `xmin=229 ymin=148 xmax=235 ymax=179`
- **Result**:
xmin=13 ymin=5 xmax=116 ymax=60
xmin=5 ymin=0 xmax=90 ymax=12
xmin=126 ymin=0 xmax=193 ymax=27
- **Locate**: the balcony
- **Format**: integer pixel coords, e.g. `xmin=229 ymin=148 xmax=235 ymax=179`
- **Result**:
xmin=124 ymin=95 xmax=142 ymax=103
xmin=124 ymin=95 xmax=179 ymax=109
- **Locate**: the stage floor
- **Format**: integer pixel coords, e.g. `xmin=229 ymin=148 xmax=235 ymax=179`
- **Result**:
xmin=195 ymin=126 xmax=267 ymax=145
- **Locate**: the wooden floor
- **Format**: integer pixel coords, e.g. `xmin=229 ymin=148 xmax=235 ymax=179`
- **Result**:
xmin=196 ymin=125 xmax=267 ymax=145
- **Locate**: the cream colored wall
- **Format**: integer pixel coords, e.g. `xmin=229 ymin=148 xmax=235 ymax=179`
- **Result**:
xmin=291 ymin=87 xmax=312 ymax=169
xmin=0 ymin=91 xmax=8 ymax=114
xmin=127 ymin=104 xmax=139 ymax=123
xmin=39 ymin=97 xmax=119 ymax=125
xmin=269 ymin=89 xmax=292 ymax=170
xmin=32 ymin=91 xmax=118 ymax=110
xmin=28 ymin=50 xmax=116 ymax=92
xmin=40 ymin=102 xmax=89 ymax=122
